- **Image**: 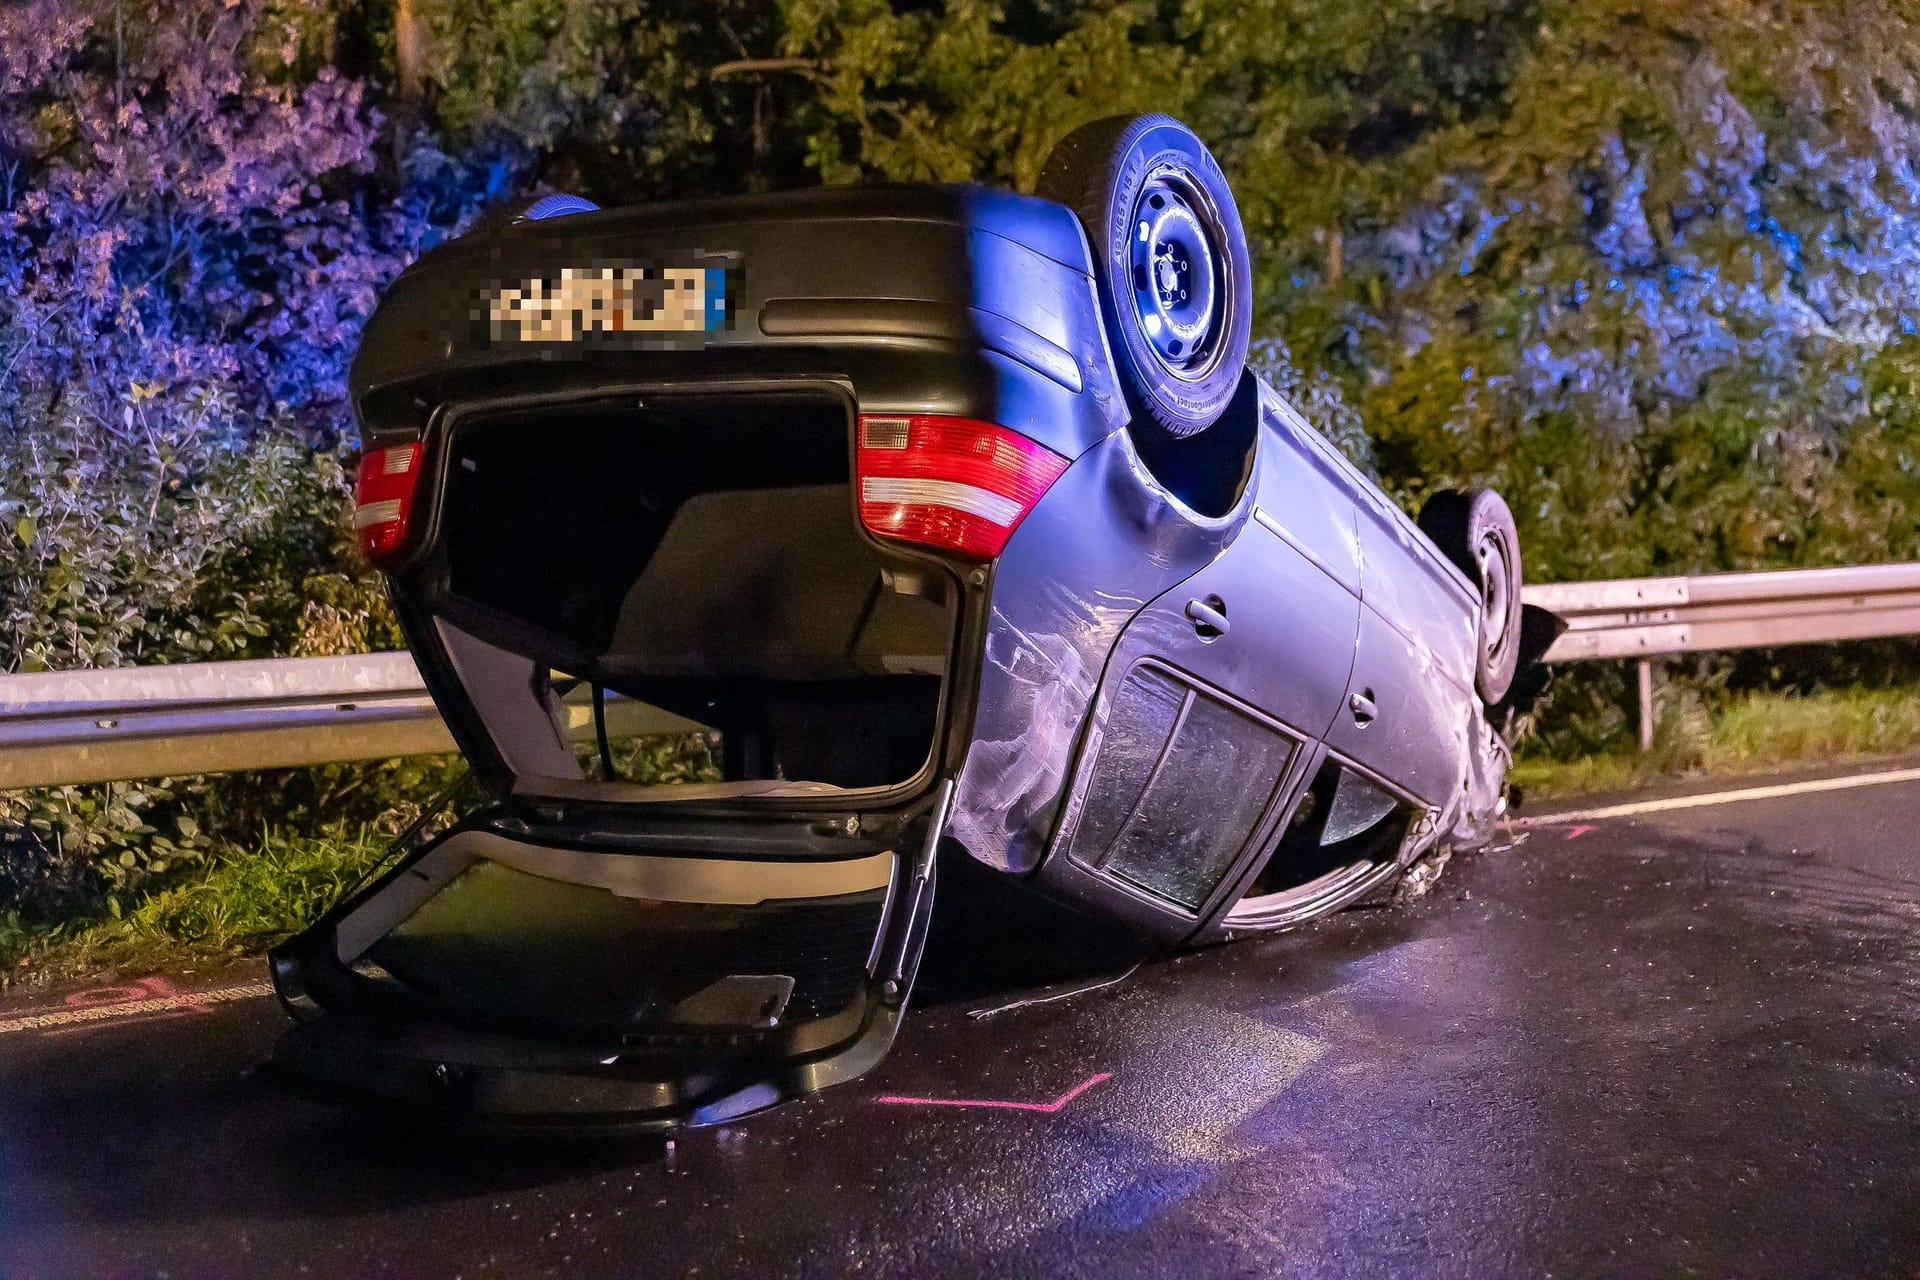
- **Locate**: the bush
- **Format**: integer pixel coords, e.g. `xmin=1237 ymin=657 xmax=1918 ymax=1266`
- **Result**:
xmin=10 ymin=0 xmax=1920 ymax=933
xmin=3 ymin=822 xmax=403 ymax=977
xmin=0 ymin=0 xmax=414 ymax=677
xmin=0 ymin=0 xmax=492 ymax=920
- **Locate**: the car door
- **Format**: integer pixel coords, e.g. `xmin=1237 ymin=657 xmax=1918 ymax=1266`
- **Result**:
xmin=1326 ymin=484 xmax=1481 ymax=807
xmin=1252 ymin=391 xmax=1479 ymax=808
xmin=1046 ymin=411 xmax=1363 ymax=925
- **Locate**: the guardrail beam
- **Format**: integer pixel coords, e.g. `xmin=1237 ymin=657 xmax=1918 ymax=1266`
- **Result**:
xmin=5 ymin=560 xmax=1920 ymax=787
xmin=0 ymin=654 xmax=701 ymax=789
xmin=1524 ymin=561 xmax=1920 ymax=663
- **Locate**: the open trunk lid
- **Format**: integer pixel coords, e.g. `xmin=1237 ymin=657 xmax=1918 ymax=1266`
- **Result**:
xmin=269 ymin=784 xmax=948 ymax=1129
xmin=270 ymin=386 xmax=978 ymax=1125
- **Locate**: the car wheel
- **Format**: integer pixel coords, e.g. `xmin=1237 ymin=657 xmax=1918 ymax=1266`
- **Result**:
xmin=1418 ymin=488 xmax=1523 ymax=704
xmin=1037 ymin=115 xmax=1252 ymax=440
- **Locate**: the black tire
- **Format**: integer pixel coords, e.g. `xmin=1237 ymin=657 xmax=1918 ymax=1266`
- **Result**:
xmin=1418 ymin=488 xmax=1523 ymax=705
xmin=1037 ymin=115 xmax=1252 ymax=440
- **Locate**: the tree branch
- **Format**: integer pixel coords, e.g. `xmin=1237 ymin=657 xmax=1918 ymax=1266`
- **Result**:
xmin=710 ymin=57 xmax=823 ymax=81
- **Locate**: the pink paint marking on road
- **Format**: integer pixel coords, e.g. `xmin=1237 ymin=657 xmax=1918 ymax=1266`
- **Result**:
xmin=1 ymin=979 xmax=272 ymax=1040
xmin=1563 ymin=824 xmax=1595 ymax=840
xmin=62 ymin=975 xmax=212 ymax=1016
xmin=876 ymin=1071 xmax=1112 ymax=1114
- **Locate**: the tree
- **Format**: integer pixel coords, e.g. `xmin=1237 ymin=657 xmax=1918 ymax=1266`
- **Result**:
xmin=774 ymin=0 xmax=1920 ymax=585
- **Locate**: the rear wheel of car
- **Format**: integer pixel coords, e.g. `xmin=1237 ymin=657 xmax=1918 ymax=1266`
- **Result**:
xmin=1418 ymin=488 xmax=1523 ymax=704
xmin=1037 ymin=115 xmax=1252 ymax=441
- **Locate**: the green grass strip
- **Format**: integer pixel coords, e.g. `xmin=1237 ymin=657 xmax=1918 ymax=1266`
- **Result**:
xmin=1514 ymin=684 xmax=1920 ymax=801
xmin=4 ymin=826 xmax=390 ymax=984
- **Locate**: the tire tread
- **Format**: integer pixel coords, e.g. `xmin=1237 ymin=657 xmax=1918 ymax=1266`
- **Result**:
xmin=1035 ymin=115 xmax=1249 ymax=441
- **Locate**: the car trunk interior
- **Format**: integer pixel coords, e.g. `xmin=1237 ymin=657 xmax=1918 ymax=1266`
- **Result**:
xmin=426 ymin=390 xmax=957 ymax=800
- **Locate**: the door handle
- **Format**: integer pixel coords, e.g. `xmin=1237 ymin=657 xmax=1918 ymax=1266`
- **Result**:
xmin=1185 ymin=595 xmax=1230 ymax=639
xmin=1349 ymin=688 xmax=1377 ymax=725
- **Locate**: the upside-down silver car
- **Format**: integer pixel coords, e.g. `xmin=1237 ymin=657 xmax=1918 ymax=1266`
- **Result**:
xmin=269 ymin=114 xmax=1550 ymax=1130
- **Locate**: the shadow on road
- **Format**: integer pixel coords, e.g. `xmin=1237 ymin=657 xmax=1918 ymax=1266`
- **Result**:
xmin=915 ymin=851 xmax=1152 ymax=1005
xmin=2 ymin=1018 xmax=659 ymax=1227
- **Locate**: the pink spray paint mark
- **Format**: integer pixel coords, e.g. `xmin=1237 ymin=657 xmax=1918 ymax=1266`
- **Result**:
xmin=876 ymin=1071 xmax=1112 ymax=1114
xmin=63 ymin=975 xmax=197 ymax=1008
xmin=1563 ymin=824 xmax=1595 ymax=840
xmin=45 ymin=975 xmax=215 ymax=1037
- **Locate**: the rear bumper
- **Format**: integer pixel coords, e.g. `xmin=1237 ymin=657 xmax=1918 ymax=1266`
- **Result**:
xmin=264 ymin=999 xmax=903 ymax=1135
xmin=267 ymin=784 xmax=949 ymax=1130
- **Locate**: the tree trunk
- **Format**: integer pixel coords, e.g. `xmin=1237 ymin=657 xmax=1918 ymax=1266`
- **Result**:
xmin=394 ymin=0 xmax=427 ymax=102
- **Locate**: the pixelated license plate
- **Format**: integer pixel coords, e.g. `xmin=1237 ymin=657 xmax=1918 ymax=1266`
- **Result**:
xmin=486 ymin=265 xmax=730 ymax=343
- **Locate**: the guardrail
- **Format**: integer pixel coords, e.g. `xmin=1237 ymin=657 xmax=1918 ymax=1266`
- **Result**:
xmin=0 ymin=653 xmax=451 ymax=791
xmin=3 ymin=561 xmax=1918 ymax=788
xmin=1522 ymin=562 xmax=1920 ymax=748
xmin=1522 ymin=562 xmax=1920 ymax=663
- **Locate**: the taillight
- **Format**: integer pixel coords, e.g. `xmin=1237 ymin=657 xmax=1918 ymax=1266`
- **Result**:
xmin=856 ymin=414 xmax=1069 ymax=559
xmin=352 ymin=442 xmax=425 ymax=562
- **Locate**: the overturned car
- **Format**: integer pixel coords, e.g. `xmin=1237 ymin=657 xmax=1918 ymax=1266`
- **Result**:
xmin=270 ymin=115 xmax=1537 ymax=1129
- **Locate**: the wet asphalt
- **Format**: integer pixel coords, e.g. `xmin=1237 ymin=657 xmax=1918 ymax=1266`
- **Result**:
xmin=3 ymin=772 xmax=1919 ymax=1278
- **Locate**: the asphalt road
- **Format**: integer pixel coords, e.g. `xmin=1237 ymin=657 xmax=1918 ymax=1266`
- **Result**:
xmin=4 ymin=769 xmax=1919 ymax=1278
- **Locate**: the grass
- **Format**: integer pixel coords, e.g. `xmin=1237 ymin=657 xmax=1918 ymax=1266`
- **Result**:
xmin=1513 ymin=683 xmax=1920 ymax=801
xmin=3 ymin=826 xmax=392 ymax=987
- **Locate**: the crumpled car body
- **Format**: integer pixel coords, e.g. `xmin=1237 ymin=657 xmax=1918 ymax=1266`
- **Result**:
xmin=268 ymin=183 xmax=1520 ymax=1130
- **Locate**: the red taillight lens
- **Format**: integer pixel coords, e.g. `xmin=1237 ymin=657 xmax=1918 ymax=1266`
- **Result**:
xmin=855 ymin=414 xmax=1069 ymax=560
xmin=352 ymin=443 xmax=425 ymax=562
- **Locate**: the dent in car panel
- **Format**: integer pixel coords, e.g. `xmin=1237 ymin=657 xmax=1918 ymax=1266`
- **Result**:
xmin=948 ymin=428 xmax=1241 ymax=872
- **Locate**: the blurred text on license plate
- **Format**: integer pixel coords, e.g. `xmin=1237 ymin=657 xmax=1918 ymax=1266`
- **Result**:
xmin=488 ymin=266 xmax=728 ymax=342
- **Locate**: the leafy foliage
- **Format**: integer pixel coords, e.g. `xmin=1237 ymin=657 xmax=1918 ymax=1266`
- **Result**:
xmin=3 ymin=823 xmax=396 ymax=979
xmin=0 ymin=0 xmax=484 ymax=916
xmin=0 ymin=1 xmax=388 ymax=674
xmin=798 ymin=1 xmax=1920 ymax=573
xmin=412 ymin=0 xmax=817 ymax=199
xmin=9 ymin=0 xmax=1920 ymax=929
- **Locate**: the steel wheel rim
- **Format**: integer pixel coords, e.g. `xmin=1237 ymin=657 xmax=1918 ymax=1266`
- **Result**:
xmin=1479 ymin=532 xmax=1513 ymax=657
xmin=1128 ymin=167 xmax=1230 ymax=382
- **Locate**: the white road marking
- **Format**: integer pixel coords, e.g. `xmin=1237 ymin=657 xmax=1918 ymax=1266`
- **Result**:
xmin=1514 ymin=765 xmax=1920 ymax=827
xmin=0 ymin=981 xmax=272 ymax=1037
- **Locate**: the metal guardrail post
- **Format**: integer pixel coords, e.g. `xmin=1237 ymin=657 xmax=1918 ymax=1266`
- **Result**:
xmin=1522 ymin=561 xmax=1920 ymax=753
xmin=1637 ymin=657 xmax=1656 ymax=753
